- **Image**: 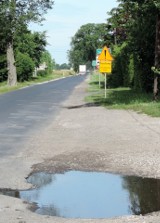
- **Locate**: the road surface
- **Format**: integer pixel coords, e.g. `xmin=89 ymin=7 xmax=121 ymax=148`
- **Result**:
xmin=1 ymin=76 xmax=160 ymax=223
xmin=0 ymin=75 xmax=85 ymax=157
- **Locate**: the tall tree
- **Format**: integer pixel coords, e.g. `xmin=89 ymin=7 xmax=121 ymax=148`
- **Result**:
xmin=117 ymin=0 xmax=160 ymax=98
xmin=68 ymin=23 xmax=110 ymax=71
xmin=107 ymin=0 xmax=159 ymax=93
xmin=16 ymin=30 xmax=47 ymax=67
xmin=0 ymin=6 xmax=7 ymax=82
xmin=0 ymin=0 xmax=54 ymax=86
xmin=107 ymin=1 xmax=134 ymax=45
xmin=153 ymin=3 xmax=160 ymax=100
xmin=14 ymin=29 xmax=48 ymax=81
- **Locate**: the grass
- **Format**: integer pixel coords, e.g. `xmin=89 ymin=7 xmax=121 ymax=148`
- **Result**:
xmin=87 ymin=72 xmax=160 ymax=117
xmin=0 ymin=70 xmax=75 ymax=95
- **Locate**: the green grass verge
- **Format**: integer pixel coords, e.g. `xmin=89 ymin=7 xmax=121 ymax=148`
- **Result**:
xmin=0 ymin=70 xmax=74 ymax=95
xmin=87 ymin=73 xmax=160 ymax=117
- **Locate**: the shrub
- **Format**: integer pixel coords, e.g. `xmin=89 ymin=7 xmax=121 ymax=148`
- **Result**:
xmin=37 ymin=70 xmax=48 ymax=76
xmin=16 ymin=52 xmax=35 ymax=82
xmin=108 ymin=43 xmax=135 ymax=89
xmin=0 ymin=54 xmax=7 ymax=82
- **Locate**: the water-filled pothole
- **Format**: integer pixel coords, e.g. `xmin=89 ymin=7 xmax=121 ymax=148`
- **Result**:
xmin=1 ymin=171 xmax=160 ymax=219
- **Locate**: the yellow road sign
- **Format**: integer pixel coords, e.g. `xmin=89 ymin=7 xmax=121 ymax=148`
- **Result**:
xmin=99 ymin=61 xmax=112 ymax=73
xmin=98 ymin=46 xmax=113 ymax=61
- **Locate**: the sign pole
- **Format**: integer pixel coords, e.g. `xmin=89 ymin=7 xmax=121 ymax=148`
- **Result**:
xmin=97 ymin=46 xmax=113 ymax=97
xmin=105 ymin=73 xmax=107 ymax=98
xmin=99 ymin=73 xmax=101 ymax=88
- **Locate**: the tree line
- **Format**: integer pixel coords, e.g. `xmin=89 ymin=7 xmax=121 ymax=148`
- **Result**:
xmin=0 ymin=0 xmax=55 ymax=86
xmin=68 ymin=0 xmax=160 ymax=99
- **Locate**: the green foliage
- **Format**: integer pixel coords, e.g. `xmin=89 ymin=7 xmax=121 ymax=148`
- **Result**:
xmin=0 ymin=0 xmax=54 ymax=85
xmin=68 ymin=23 xmax=111 ymax=71
xmin=0 ymin=0 xmax=54 ymax=47
xmin=0 ymin=52 xmax=7 ymax=82
xmin=59 ymin=63 xmax=70 ymax=70
xmin=107 ymin=0 xmax=157 ymax=92
xmin=108 ymin=43 xmax=134 ymax=88
xmin=40 ymin=51 xmax=55 ymax=74
xmin=0 ymin=12 xmax=8 ymax=82
xmin=16 ymin=52 xmax=35 ymax=82
xmin=16 ymin=30 xmax=47 ymax=67
xmin=55 ymin=63 xmax=70 ymax=70
xmin=37 ymin=70 xmax=48 ymax=77
xmin=13 ymin=29 xmax=49 ymax=81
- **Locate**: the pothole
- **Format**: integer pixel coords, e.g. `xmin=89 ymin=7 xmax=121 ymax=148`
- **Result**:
xmin=1 ymin=171 xmax=160 ymax=219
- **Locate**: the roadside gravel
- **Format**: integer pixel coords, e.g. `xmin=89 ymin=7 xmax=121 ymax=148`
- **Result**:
xmin=1 ymin=76 xmax=160 ymax=222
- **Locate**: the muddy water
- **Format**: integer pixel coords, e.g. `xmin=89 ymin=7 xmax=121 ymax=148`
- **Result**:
xmin=1 ymin=171 xmax=160 ymax=219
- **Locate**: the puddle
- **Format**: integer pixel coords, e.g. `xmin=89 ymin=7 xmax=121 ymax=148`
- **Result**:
xmin=1 ymin=171 xmax=160 ymax=219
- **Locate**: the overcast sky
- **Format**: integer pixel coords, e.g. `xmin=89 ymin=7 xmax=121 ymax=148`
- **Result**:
xmin=30 ymin=0 xmax=118 ymax=64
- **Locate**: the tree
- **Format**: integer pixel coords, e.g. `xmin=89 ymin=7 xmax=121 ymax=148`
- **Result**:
xmin=68 ymin=23 xmax=109 ymax=71
xmin=0 ymin=29 xmax=7 ymax=82
xmin=16 ymin=30 xmax=47 ymax=68
xmin=107 ymin=0 xmax=159 ymax=93
xmin=153 ymin=3 xmax=160 ymax=100
xmin=107 ymin=2 xmax=134 ymax=45
xmin=0 ymin=0 xmax=54 ymax=86
xmin=59 ymin=63 xmax=70 ymax=70
xmin=55 ymin=63 xmax=70 ymax=70
xmin=116 ymin=0 xmax=160 ymax=98
xmin=40 ymin=51 xmax=55 ymax=74
xmin=0 ymin=53 xmax=7 ymax=82
xmin=16 ymin=52 xmax=35 ymax=82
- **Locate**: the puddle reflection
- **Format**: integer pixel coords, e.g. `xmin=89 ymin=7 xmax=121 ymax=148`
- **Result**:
xmin=1 ymin=171 xmax=160 ymax=219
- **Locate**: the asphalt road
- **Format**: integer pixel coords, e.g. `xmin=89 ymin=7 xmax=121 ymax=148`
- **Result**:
xmin=0 ymin=75 xmax=85 ymax=157
xmin=1 ymin=74 xmax=160 ymax=223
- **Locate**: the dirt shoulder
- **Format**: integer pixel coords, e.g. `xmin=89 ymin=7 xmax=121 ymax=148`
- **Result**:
xmin=1 ymin=77 xmax=160 ymax=222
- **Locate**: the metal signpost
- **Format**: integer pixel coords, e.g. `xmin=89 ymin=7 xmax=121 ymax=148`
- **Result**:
xmin=105 ymin=73 xmax=107 ymax=98
xmin=96 ymin=49 xmax=102 ymax=88
xmin=98 ymin=46 xmax=113 ymax=98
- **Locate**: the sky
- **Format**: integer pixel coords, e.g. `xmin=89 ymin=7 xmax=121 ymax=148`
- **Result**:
xmin=30 ymin=0 xmax=118 ymax=64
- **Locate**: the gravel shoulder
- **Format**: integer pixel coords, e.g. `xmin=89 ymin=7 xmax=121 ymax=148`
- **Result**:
xmin=1 ymin=76 xmax=160 ymax=222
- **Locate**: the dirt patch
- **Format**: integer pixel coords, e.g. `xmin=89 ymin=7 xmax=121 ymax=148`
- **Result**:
xmin=32 ymin=151 xmax=111 ymax=174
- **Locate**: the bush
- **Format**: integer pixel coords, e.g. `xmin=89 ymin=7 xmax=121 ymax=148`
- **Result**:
xmin=16 ymin=52 xmax=35 ymax=82
xmin=0 ymin=54 xmax=7 ymax=82
xmin=37 ymin=70 xmax=48 ymax=76
xmin=108 ymin=43 xmax=135 ymax=89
